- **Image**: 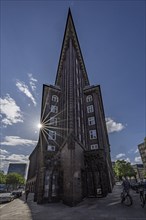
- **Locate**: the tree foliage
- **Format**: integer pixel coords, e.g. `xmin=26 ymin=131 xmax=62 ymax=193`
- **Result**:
xmin=113 ymin=160 xmax=137 ymax=180
xmin=0 ymin=171 xmax=6 ymax=184
xmin=6 ymin=173 xmax=25 ymax=190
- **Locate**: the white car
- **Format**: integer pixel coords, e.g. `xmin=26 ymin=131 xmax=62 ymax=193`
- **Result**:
xmin=0 ymin=193 xmax=14 ymax=203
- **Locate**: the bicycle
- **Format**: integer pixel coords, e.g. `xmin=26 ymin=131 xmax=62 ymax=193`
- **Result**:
xmin=121 ymin=190 xmax=133 ymax=206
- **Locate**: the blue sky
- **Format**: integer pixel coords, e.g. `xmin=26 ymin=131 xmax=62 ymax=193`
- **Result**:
xmin=0 ymin=0 xmax=145 ymax=173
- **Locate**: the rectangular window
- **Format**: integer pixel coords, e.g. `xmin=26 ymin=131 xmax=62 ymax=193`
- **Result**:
xmin=49 ymin=117 xmax=57 ymax=126
xmin=48 ymin=130 xmax=56 ymax=140
xmin=89 ymin=130 xmax=97 ymax=139
xmin=87 ymin=105 xmax=94 ymax=113
xmin=51 ymin=105 xmax=58 ymax=113
xmin=88 ymin=116 xmax=95 ymax=125
xmin=91 ymin=144 xmax=99 ymax=150
xmin=47 ymin=145 xmax=56 ymax=151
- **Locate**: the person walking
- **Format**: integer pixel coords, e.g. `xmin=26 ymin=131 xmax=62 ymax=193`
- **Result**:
xmin=25 ymin=188 xmax=30 ymax=202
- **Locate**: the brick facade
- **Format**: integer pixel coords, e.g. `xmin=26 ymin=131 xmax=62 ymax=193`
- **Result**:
xmin=27 ymin=9 xmax=114 ymax=206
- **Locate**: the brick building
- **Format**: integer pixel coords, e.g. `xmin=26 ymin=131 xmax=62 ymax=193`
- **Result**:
xmin=27 ymin=9 xmax=114 ymax=206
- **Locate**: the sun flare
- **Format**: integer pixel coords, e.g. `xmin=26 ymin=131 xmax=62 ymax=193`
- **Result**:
xmin=37 ymin=123 xmax=43 ymax=129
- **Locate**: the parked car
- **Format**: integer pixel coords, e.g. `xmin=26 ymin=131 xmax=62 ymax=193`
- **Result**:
xmin=12 ymin=190 xmax=22 ymax=198
xmin=0 ymin=192 xmax=14 ymax=203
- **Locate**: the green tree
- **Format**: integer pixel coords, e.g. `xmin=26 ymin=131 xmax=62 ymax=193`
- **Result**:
xmin=126 ymin=163 xmax=137 ymax=179
xmin=0 ymin=171 xmax=6 ymax=184
xmin=113 ymin=160 xmax=136 ymax=180
xmin=6 ymin=173 xmax=25 ymax=190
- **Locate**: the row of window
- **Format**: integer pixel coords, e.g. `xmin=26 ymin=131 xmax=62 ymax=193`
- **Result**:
xmin=47 ymin=143 xmax=98 ymax=152
xmin=51 ymin=94 xmax=92 ymax=105
xmin=86 ymin=95 xmax=99 ymax=150
xmin=47 ymin=129 xmax=97 ymax=141
xmin=50 ymin=95 xmax=93 ymax=109
xmin=50 ymin=98 xmax=94 ymax=114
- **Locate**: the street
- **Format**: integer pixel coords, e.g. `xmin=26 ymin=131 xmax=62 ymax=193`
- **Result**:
xmin=0 ymin=185 xmax=146 ymax=220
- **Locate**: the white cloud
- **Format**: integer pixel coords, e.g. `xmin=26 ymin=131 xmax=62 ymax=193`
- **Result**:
xmin=106 ymin=117 xmax=125 ymax=133
xmin=4 ymin=154 xmax=29 ymax=162
xmin=1 ymin=136 xmax=37 ymax=146
xmin=28 ymin=73 xmax=37 ymax=82
xmin=135 ymin=156 xmax=142 ymax=163
xmin=0 ymin=94 xmax=23 ymax=126
xmin=125 ymin=157 xmax=131 ymax=163
xmin=16 ymin=80 xmax=37 ymax=106
xmin=134 ymin=149 xmax=139 ymax=153
xmin=0 ymin=149 xmax=9 ymax=154
xmin=0 ymin=155 xmax=7 ymax=160
xmin=28 ymin=73 xmax=37 ymax=92
xmin=116 ymin=153 xmax=126 ymax=159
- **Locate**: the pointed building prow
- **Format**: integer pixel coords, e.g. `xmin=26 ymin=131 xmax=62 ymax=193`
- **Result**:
xmin=55 ymin=8 xmax=89 ymax=86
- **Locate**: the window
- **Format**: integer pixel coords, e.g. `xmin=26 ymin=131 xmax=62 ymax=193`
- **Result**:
xmin=51 ymin=105 xmax=58 ymax=113
xmin=52 ymin=95 xmax=58 ymax=102
xmin=89 ymin=130 xmax=97 ymax=139
xmin=91 ymin=144 xmax=98 ymax=150
xmin=47 ymin=145 xmax=55 ymax=151
xmin=48 ymin=130 xmax=56 ymax=140
xmin=87 ymin=105 xmax=94 ymax=113
xmin=49 ymin=117 xmax=57 ymax=126
xmin=86 ymin=95 xmax=92 ymax=102
xmin=88 ymin=117 xmax=95 ymax=125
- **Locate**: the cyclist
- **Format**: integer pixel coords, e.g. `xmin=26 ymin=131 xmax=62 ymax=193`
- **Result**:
xmin=122 ymin=177 xmax=131 ymax=193
xmin=121 ymin=177 xmax=132 ymax=206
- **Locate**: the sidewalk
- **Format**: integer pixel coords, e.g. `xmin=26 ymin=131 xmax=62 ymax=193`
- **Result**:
xmin=25 ymin=185 xmax=146 ymax=220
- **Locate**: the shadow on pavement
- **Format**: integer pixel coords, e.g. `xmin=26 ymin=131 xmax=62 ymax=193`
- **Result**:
xmin=19 ymin=185 xmax=146 ymax=220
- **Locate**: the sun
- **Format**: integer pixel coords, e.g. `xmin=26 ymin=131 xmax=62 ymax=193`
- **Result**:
xmin=37 ymin=123 xmax=43 ymax=129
